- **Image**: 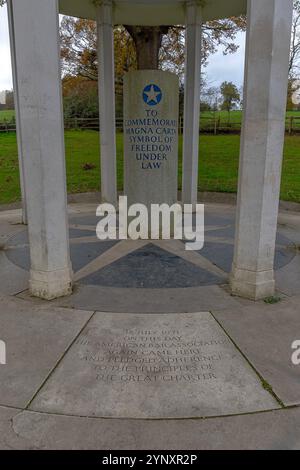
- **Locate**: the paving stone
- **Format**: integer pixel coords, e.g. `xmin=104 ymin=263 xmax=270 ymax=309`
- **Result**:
xmin=29 ymin=311 xmax=278 ymax=418
xmin=200 ymin=242 xmax=234 ymax=273
xmin=46 ymin=284 xmax=242 ymax=313
xmin=0 ymin=295 xmax=93 ymax=408
xmin=0 ymin=406 xmax=32 ymax=450
xmin=69 ymin=215 xmax=99 ymax=226
xmin=70 ymin=241 xmax=119 ymax=273
xmin=276 ymin=254 xmax=300 ymax=296
xmin=0 ymin=252 xmax=28 ymax=295
xmin=5 ymin=227 xmax=96 ymax=246
xmin=213 ymin=296 xmax=300 ymax=406
xmin=81 ymin=244 xmax=223 ymax=288
xmin=5 ymin=237 xmax=119 ymax=274
xmin=5 ymin=407 xmax=300 ymax=450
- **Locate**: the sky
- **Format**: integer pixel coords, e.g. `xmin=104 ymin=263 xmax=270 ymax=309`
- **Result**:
xmin=0 ymin=4 xmax=13 ymax=91
xmin=0 ymin=4 xmax=246 ymax=92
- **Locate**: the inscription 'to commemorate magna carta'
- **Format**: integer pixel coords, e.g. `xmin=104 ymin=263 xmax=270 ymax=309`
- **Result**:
xmin=124 ymin=70 xmax=179 ymax=207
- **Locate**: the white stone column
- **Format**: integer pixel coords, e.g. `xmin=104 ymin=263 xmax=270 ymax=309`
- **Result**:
xmin=182 ymin=0 xmax=202 ymax=206
xmin=7 ymin=0 xmax=27 ymax=224
xmin=10 ymin=0 xmax=73 ymax=300
xmin=97 ymin=0 xmax=117 ymax=205
xmin=230 ymin=0 xmax=293 ymax=300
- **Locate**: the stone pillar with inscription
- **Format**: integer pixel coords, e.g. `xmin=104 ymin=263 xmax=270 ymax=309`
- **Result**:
xmin=124 ymin=70 xmax=179 ymax=208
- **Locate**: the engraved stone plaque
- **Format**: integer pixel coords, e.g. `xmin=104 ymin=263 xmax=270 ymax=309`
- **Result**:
xmin=124 ymin=70 xmax=179 ymax=208
xmin=29 ymin=312 xmax=278 ymax=418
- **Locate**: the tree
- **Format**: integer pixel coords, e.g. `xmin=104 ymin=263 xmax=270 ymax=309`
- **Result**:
xmin=201 ymin=86 xmax=221 ymax=111
xmin=287 ymin=1 xmax=300 ymax=109
xmin=124 ymin=26 xmax=169 ymax=70
xmin=159 ymin=18 xmax=245 ymax=81
xmin=289 ymin=0 xmax=300 ymax=78
xmin=126 ymin=17 xmax=247 ymax=73
xmin=5 ymin=90 xmax=14 ymax=109
xmin=62 ymin=76 xmax=98 ymax=119
xmin=59 ymin=17 xmax=246 ymax=118
xmin=60 ymin=16 xmax=246 ymax=83
xmin=60 ymin=18 xmax=137 ymax=116
xmin=202 ymin=17 xmax=246 ymax=64
xmin=60 ymin=18 xmax=98 ymax=81
xmin=220 ymin=81 xmax=240 ymax=116
xmin=60 ymin=18 xmax=136 ymax=90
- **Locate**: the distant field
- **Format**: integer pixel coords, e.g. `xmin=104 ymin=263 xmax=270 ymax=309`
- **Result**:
xmin=0 ymin=110 xmax=15 ymax=122
xmin=2 ymin=109 xmax=300 ymax=129
xmin=200 ymin=110 xmax=300 ymax=131
xmin=0 ymin=130 xmax=300 ymax=205
xmin=201 ymin=110 xmax=300 ymax=119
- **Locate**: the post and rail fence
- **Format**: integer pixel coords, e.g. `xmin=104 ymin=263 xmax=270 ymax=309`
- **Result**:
xmin=2 ymin=115 xmax=300 ymax=134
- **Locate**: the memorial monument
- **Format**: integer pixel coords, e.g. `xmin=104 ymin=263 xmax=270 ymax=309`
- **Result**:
xmin=7 ymin=0 xmax=293 ymax=301
xmin=124 ymin=70 xmax=179 ymax=208
xmin=1 ymin=0 xmax=297 ymax=432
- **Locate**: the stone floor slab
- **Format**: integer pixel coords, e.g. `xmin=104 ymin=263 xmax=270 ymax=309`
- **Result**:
xmin=278 ymin=212 xmax=300 ymax=245
xmin=29 ymin=311 xmax=278 ymax=418
xmin=4 ymin=406 xmax=300 ymax=450
xmin=43 ymin=284 xmax=241 ymax=313
xmin=0 ymin=295 xmax=94 ymax=408
xmin=276 ymin=254 xmax=300 ymax=296
xmin=0 ymin=406 xmax=27 ymax=450
xmin=213 ymin=296 xmax=300 ymax=406
xmin=0 ymin=252 xmax=28 ymax=295
xmin=80 ymin=243 xmax=223 ymax=288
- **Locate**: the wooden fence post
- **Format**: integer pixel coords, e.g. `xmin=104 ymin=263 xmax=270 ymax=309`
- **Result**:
xmin=289 ymin=116 xmax=294 ymax=135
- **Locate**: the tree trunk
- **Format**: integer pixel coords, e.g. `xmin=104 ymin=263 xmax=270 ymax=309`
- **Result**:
xmin=124 ymin=26 xmax=170 ymax=69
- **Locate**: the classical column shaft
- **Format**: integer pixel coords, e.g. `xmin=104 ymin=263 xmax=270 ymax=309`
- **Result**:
xmin=10 ymin=0 xmax=73 ymax=299
xmin=230 ymin=0 xmax=293 ymax=300
xmin=7 ymin=0 xmax=27 ymax=224
xmin=97 ymin=0 xmax=117 ymax=205
xmin=182 ymin=1 xmax=202 ymax=206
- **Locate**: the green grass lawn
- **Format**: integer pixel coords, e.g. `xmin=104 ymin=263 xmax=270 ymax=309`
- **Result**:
xmin=200 ymin=110 xmax=300 ymax=130
xmin=0 ymin=130 xmax=300 ymax=205
xmin=201 ymin=110 xmax=300 ymax=119
xmin=2 ymin=108 xmax=300 ymax=127
xmin=0 ymin=110 xmax=15 ymax=122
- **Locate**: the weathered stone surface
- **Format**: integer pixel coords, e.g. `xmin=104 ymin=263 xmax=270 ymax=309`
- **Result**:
xmin=0 ymin=295 xmax=93 ymax=408
xmin=124 ymin=70 xmax=179 ymax=208
xmin=30 ymin=312 xmax=278 ymax=418
xmin=213 ymin=296 xmax=300 ymax=406
xmin=276 ymin=254 xmax=300 ymax=297
xmin=7 ymin=407 xmax=300 ymax=450
xmin=0 ymin=252 xmax=28 ymax=295
xmin=0 ymin=406 xmax=31 ymax=450
xmin=43 ymin=284 xmax=241 ymax=314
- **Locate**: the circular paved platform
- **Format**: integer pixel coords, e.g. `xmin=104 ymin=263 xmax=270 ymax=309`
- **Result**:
xmin=0 ymin=203 xmax=300 ymax=447
xmin=2 ymin=204 xmax=296 ymax=312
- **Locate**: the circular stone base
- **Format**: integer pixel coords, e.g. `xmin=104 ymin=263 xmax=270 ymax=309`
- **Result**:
xmin=0 ymin=203 xmax=299 ymax=422
xmin=3 ymin=206 xmax=296 ymax=313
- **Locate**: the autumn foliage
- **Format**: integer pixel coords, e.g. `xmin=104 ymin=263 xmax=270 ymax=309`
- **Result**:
xmin=60 ymin=15 xmax=246 ymax=118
